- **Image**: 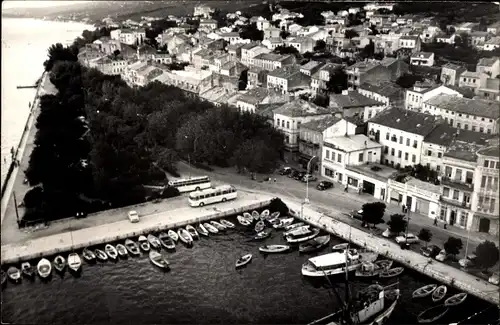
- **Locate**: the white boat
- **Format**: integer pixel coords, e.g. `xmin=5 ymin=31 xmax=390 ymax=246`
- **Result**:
xmin=94 ymin=249 xmax=108 ymax=261
xmin=444 ymin=293 xmax=467 ymax=307
xmin=124 ymin=239 xmax=141 ymax=256
xmin=284 ymin=222 xmax=305 ymax=231
xmin=68 ymin=253 xmax=82 ymax=272
xmin=158 ymin=232 xmax=176 ymax=250
xmin=260 ymin=209 xmax=270 ymax=220
xmin=379 ymin=267 xmax=404 ymax=278
xmin=431 ymin=285 xmax=447 ymax=302
xmin=273 ymin=217 xmax=294 ymax=229
xmin=138 ymin=235 xmax=151 ymax=251
xmin=301 ymin=250 xmax=361 ymax=277
xmin=299 ymin=235 xmax=331 ymax=253
xmin=116 ymin=244 xmax=129 ymax=257
xmin=196 ymin=224 xmax=209 ymax=237
xmin=203 ymin=222 xmax=219 ymax=234
xmin=149 ymin=251 xmax=170 ymax=270
xmin=7 ymin=267 xmax=21 ymax=282
xmin=243 ymin=212 xmax=253 ymax=222
xmin=255 ymin=220 xmax=265 ymax=232
xmin=253 ymin=229 xmax=272 ymax=240
xmin=259 ymin=244 xmax=290 ymax=253
xmin=168 ymin=230 xmax=179 ymax=242
xmin=355 ymin=261 xmax=381 ymax=278
xmin=210 ymin=220 xmax=226 ymax=231
xmin=237 ymin=215 xmax=251 ymax=226
xmin=351 ymin=286 xmax=400 ymax=325
xmin=285 ymin=227 xmax=320 ymax=243
xmin=220 ymin=219 xmax=235 ymax=228
xmin=283 ymin=224 xmax=309 ymax=236
xmin=147 ymin=234 xmax=162 ymax=249
xmin=236 ymin=254 xmax=252 ymax=268
xmin=104 ymin=244 xmax=118 ymax=260
xmin=82 ymin=248 xmax=96 ymax=262
xmin=417 ymin=304 xmax=449 ymax=323
xmin=413 ymin=284 xmax=437 ymax=299
xmin=178 ymin=228 xmax=193 ymax=246
xmin=37 ymin=258 xmax=52 ymax=278
xmin=186 ymin=225 xmax=200 ymax=239
xmin=251 ymin=210 xmax=260 ymax=221
xmin=332 ymin=243 xmax=349 ymax=252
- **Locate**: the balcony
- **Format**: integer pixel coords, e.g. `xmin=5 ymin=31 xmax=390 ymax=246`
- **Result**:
xmin=440 ymin=196 xmax=471 ymax=210
xmin=441 ymin=177 xmax=474 ymax=192
xmin=299 ymin=139 xmax=320 ymax=148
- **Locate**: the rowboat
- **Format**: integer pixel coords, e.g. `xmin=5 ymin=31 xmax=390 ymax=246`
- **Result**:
xmin=37 ymin=258 xmax=52 ymax=279
xmin=412 ymin=284 xmax=437 ymax=299
xmin=243 ymin=212 xmax=253 ymax=222
xmin=82 ymin=248 xmax=96 ymax=262
xmin=21 ymin=262 xmax=35 ymax=278
xmin=147 ymin=234 xmax=162 ymax=249
xmin=68 ymin=253 xmax=82 ymax=272
xmin=284 ymin=222 xmax=305 ymax=231
xmin=255 ymin=220 xmax=265 ymax=232
xmin=53 ymin=255 xmax=66 ymax=272
xmin=178 ymin=228 xmax=193 ymax=246
xmin=1 ymin=270 xmax=7 ymax=286
xmin=124 ymin=239 xmax=141 ymax=256
xmin=251 ymin=210 xmax=260 ymax=221
xmin=285 ymin=227 xmax=320 ymax=243
xmin=260 ymin=209 xmax=270 ymax=220
xmin=417 ymin=304 xmax=449 ymax=323
xmin=168 ymin=230 xmax=179 ymax=242
xmin=220 ymin=219 xmax=235 ymax=229
xmin=431 ymin=285 xmax=447 ymax=302
xmin=273 ymin=217 xmax=294 ymax=229
xmin=444 ymin=293 xmax=467 ymax=307
xmin=203 ymin=222 xmax=218 ymax=234
xmin=253 ymin=229 xmax=272 ymax=240
xmin=332 ymin=243 xmax=349 ymax=252
xmin=355 ymin=262 xmax=381 ymax=278
xmin=158 ymin=232 xmax=176 ymax=250
xmin=379 ymin=267 xmax=404 ymax=278
xmin=7 ymin=267 xmax=21 ymax=282
xmin=196 ymin=224 xmax=209 ymax=237
xmin=138 ymin=235 xmax=150 ymax=251
xmin=236 ymin=254 xmax=252 ymax=268
xmin=374 ymin=259 xmax=393 ymax=270
xmin=116 ymin=244 xmax=129 ymax=258
xmin=210 ymin=220 xmax=226 ymax=231
xmin=237 ymin=215 xmax=251 ymax=226
xmin=299 ymin=235 xmax=330 ymax=253
xmin=259 ymin=244 xmax=290 ymax=253
xmin=94 ymin=249 xmax=108 ymax=261
xmin=149 ymin=251 xmax=170 ymax=270
xmin=186 ymin=225 xmax=200 ymax=239
xmin=270 ymin=211 xmax=280 ymax=219
xmin=104 ymin=244 xmax=118 ymax=260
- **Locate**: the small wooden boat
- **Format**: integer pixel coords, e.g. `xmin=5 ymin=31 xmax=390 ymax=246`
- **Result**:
xmin=220 ymin=219 xmax=235 ymax=229
xmin=168 ymin=230 xmax=179 ymax=242
xmin=21 ymin=262 xmax=35 ymax=278
xmin=284 ymin=222 xmax=305 ymax=231
xmin=210 ymin=220 xmax=226 ymax=231
xmin=286 ymin=228 xmax=320 ymax=243
xmin=243 ymin=212 xmax=253 ymax=221
xmin=253 ymin=229 xmax=272 ymax=240
xmin=116 ymin=244 xmax=129 ymax=258
xmin=260 ymin=209 xmax=270 ymax=220
xmin=237 ymin=215 xmax=251 ymax=226
xmin=332 ymin=243 xmax=349 ymax=251
xmin=104 ymin=244 xmax=118 ymax=260
xmin=236 ymin=254 xmax=252 ymax=268
xmin=147 ymin=234 xmax=162 ymax=249
xmin=251 ymin=210 xmax=260 ymax=221
xmin=158 ymin=232 xmax=176 ymax=250
xmin=37 ymin=258 xmax=52 ymax=278
xmin=186 ymin=225 xmax=200 ymax=239
xmin=197 ymin=224 xmax=209 ymax=237
xmin=82 ymin=248 xmax=96 ymax=262
xmin=7 ymin=267 xmax=21 ymax=282
xmin=203 ymin=222 xmax=218 ymax=234
xmin=178 ymin=228 xmax=193 ymax=246
xmin=53 ymin=255 xmax=66 ymax=273
xmin=417 ymin=304 xmax=449 ymax=323
xmin=299 ymin=235 xmax=331 ymax=253
xmin=355 ymin=262 xmax=381 ymax=278
xmin=67 ymin=253 xmax=82 ymax=272
xmin=379 ymin=267 xmax=404 ymax=278
xmin=273 ymin=217 xmax=294 ymax=229
xmin=444 ymin=293 xmax=467 ymax=307
xmin=413 ymin=284 xmax=437 ymax=299
xmin=270 ymin=211 xmax=280 ymax=219
xmin=374 ymin=259 xmax=393 ymax=270
xmin=255 ymin=220 xmax=265 ymax=232
xmin=138 ymin=235 xmax=150 ymax=251
xmin=259 ymin=244 xmax=290 ymax=253
xmin=1 ymin=270 xmax=7 ymax=286
xmin=431 ymin=285 xmax=447 ymax=302
xmin=149 ymin=251 xmax=170 ymax=270
xmin=95 ymin=249 xmax=108 ymax=261
xmin=124 ymin=239 xmax=141 ymax=256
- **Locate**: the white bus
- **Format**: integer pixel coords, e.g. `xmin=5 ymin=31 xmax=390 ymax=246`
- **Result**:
xmin=188 ymin=185 xmax=238 ymax=207
xmin=168 ymin=176 xmax=211 ymax=193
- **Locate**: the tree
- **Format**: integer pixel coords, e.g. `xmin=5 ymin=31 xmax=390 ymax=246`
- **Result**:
xmin=359 ymin=40 xmax=375 ymax=59
xmin=474 ymin=241 xmax=500 ymax=273
xmin=43 ymin=43 xmax=78 ymax=72
xmin=395 ymin=73 xmax=424 ymax=88
xmin=238 ymin=69 xmax=248 ymax=90
xmin=344 ymin=29 xmax=359 ymax=39
xmin=280 ymin=30 xmax=291 ymax=39
xmin=269 ymin=198 xmax=289 ymax=216
xmin=326 ymin=68 xmax=348 ymax=94
xmin=418 ymin=228 xmax=432 ymax=248
xmin=313 ymin=40 xmax=326 ymax=52
xmin=387 ymin=214 xmax=407 ymax=235
xmin=274 ymin=45 xmax=300 ymax=57
xmin=361 ymin=202 xmax=386 ymax=227
xmin=239 ymin=22 xmax=264 ymax=41
xmin=444 ymin=237 xmax=463 ymax=258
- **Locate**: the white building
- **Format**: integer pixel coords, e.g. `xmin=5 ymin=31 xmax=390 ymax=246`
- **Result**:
xmin=410 ymin=52 xmax=435 ymax=67
xmin=404 ymin=83 xmax=462 ymax=111
xmin=194 ymin=5 xmax=214 ymax=18
xmin=387 ymin=177 xmax=441 ymax=219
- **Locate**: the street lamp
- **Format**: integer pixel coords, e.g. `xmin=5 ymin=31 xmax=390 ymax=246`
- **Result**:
xmin=305 ymin=155 xmax=317 ymax=204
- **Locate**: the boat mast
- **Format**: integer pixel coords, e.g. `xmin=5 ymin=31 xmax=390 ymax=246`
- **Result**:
xmin=342 ymin=226 xmax=353 ymax=324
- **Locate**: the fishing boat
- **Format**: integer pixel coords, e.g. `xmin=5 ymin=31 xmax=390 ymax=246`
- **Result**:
xmin=332 ymin=243 xmax=349 ymax=252
xmin=210 ymin=220 xmax=226 ymax=231
xmin=1 ymin=270 xmax=7 ymax=287
xmin=220 ymin=219 xmax=235 ymax=229
xmin=236 ymin=254 xmax=252 ymax=268
xmin=147 ymin=234 xmax=162 ymax=250
xmin=301 ymin=250 xmax=361 ymax=277
xmin=283 ymin=225 xmax=310 ymax=237
xmin=273 ymin=217 xmax=294 ymax=229
xmin=444 ymin=293 xmax=467 ymax=307
xmin=255 ymin=220 xmax=265 ymax=232
xmin=158 ymin=232 xmax=176 ymax=250
xmin=104 ymin=244 xmax=118 ymax=260
xmin=149 ymin=251 xmax=170 ymax=270
xmin=431 ymin=285 xmax=447 ymax=302
xmin=237 ymin=215 xmax=251 ymax=226
xmin=37 ymin=258 xmax=52 ymax=279
xmin=168 ymin=230 xmax=179 ymax=242
xmin=417 ymin=304 xmax=449 ymax=323
xmin=259 ymin=244 xmax=290 ymax=254
xmin=116 ymin=244 xmax=129 ymax=258
xmin=53 ymin=255 xmax=66 ymax=273
xmin=186 ymin=225 xmax=200 ymax=239
xmin=379 ymin=267 xmax=404 ymax=278
xmin=251 ymin=210 xmax=260 ymax=221
xmin=124 ymin=239 xmax=141 ymax=256
xmin=243 ymin=212 xmax=253 ymax=222
xmin=178 ymin=228 xmax=194 ymax=246
xmin=138 ymin=235 xmax=150 ymax=251
xmin=203 ymin=222 xmax=219 ymax=234
xmin=355 ymin=261 xmax=382 ymax=278
xmin=197 ymin=223 xmax=209 ymax=237
xmin=269 ymin=217 xmax=281 ymax=227
xmin=285 ymin=227 xmax=320 ymax=243
xmin=94 ymin=249 xmax=108 ymax=261
xmin=253 ymin=229 xmax=272 ymax=240
xmin=359 ymin=251 xmax=378 ymax=263
xmin=270 ymin=211 xmax=280 ymax=219
xmin=374 ymin=260 xmax=393 ymax=270
xmin=21 ymin=262 xmax=35 ymax=278
xmin=260 ymin=209 xmax=270 ymax=220
xmin=7 ymin=267 xmax=21 ymax=282
xmin=299 ymin=235 xmax=330 ymax=253
xmin=68 ymin=253 xmax=82 ymax=272
xmin=413 ymin=284 xmax=437 ymax=299
xmin=82 ymin=248 xmax=96 ymax=262
xmin=284 ymin=222 xmax=305 ymax=231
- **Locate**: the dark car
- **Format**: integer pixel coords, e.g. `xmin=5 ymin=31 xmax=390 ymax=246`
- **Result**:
xmin=288 ymin=169 xmax=299 ymax=178
xmin=279 ymin=167 xmax=292 ymax=175
xmin=349 ymin=209 xmax=364 ymax=221
xmin=294 ymin=172 xmax=306 ymax=181
xmin=420 ymin=245 xmax=441 ymax=258
xmin=317 ymin=181 xmax=333 ymax=190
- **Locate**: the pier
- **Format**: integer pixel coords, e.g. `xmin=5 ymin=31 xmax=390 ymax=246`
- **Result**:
xmin=16 ymin=85 xmax=37 ymax=89
xmin=286 ymin=199 xmax=500 ymax=306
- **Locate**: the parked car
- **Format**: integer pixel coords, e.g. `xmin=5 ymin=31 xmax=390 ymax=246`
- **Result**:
xmin=420 ymin=245 xmax=441 ymax=258
xmin=279 ymin=167 xmax=292 ymax=175
xmin=288 ymin=169 xmax=299 ymax=178
xmin=128 ymin=210 xmax=139 ymax=223
xmin=459 ymin=254 xmax=477 ymax=268
xmin=435 ymin=249 xmax=457 ymax=262
xmin=294 ymin=172 xmax=306 ymax=181
xmin=350 ymin=209 xmax=364 ymax=221
xmin=382 ymin=229 xmax=398 ymax=238
xmin=395 ymin=233 xmax=419 ymax=244
xmin=489 ymin=272 xmax=499 ymax=285
xmin=316 ymin=181 xmax=333 ymax=190
xmin=302 ymin=174 xmax=317 ymax=182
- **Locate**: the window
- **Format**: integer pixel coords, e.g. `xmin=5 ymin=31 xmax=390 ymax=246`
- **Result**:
xmin=437 ymin=152 xmax=442 ymax=158
xmin=459 ymin=213 xmax=467 ymax=227
xmin=325 ymin=150 xmax=330 ymax=159
xmin=437 ymin=165 xmax=441 ymax=172
xmin=472 ymin=126 xmax=476 ymax=131
xmin=286 ymin=121 xmax=290 ymax=129
xmin=412 ymin=154 xmax=416 ymax=163
xmin=490 ymin=161 xmax=495 ymax=168
xmin=496 ymin=161 xmax=499 ymax=169
xmin=484 ymin=159 xmax=489 ymax=167
xmin=453 ymin=190 xmax=459 ymax=200
xmin=386 ymin=133 xmax=389 ymax=140
xmin=487 ymin=176 xmax=493 ymax=189
xmin=450 ymin=119 xmax=454 ymax=125
xmin=466 ymin=171 xmax=473 ymax=184
xmin=281 ymin=120 xmax=285 ymax=127
xmin=399 ymin=136 xmax=403 ymax=144
xmin=490 ymin=199 xmax=496 ymax=213
xmin=443 ymin=187 xmax=450 ymax=197
xmin=481 ymin=118 xmax=485 ymax=121
xmin=405 ymin=152 xmax=409 ymax=160
xmin=480 ymin=127 xmax=484 ymax=133
xmin=427 ymin=150 xmax=432 ymax=156
xmin=398 ymin=150 xmax=402 ymax=158
xmin=358 ymin=153 xmax=363 ymax=162
xmin=276 ymin=118 xmax=280 ymax=126
xmin=494 ymin=177 xmax=499 ymax=190
xmin=455 ymin=169 xmax=462 ymax=181
xmin=337 ymin=154 xmax=342 ymax=163
xmin=384 ymin=146 xmax=389 ymax=154
xmin=325 ymin=168 xmax=334 ymax=177
xmin=413 ymin=140 xmax=417 ymax=148
xmin=464 ymin=124 xmax=469 ymax=130
xmin=481 ymin=175 xmax=486 ymax=187
xmin=406 ymin=138 xmax=410 ymax=146
xmin=332 ymin=152 xmax=336 ymax=161
xmin=487 ymin=129 xmax=492 ymax=134
xmin=391 ymin=148 xmax=395 ymax=156
xmin=457 ymin=123 xmax=461 ymax=128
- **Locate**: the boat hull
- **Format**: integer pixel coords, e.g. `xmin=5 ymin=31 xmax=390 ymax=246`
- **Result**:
xmin=301 ymin=263 xmax=359 ymax=277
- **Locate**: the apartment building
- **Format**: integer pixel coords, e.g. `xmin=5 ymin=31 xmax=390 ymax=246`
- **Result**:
xmin=440 ymin=63 xmax=467 ymax=86
xmin=94 ymin=56 xmax=127 ymax=75
xmin=251 ymin=53 xmax=296 ymax=71
xmin=358 ymin=82 xmax=405 ymax=107
xmin=311 ymin=63 xmax=343 ymax=94
xmin=346 ymin=61 xmax=392 ymax=89
xmin=241 ymin=44 xmax=271 ymax=66
xmin=153 ymin=66 xmax=213 ymax=94
xmin=476 ymin=57 xmax=500 ymax=78
xmin=267 ymin=65 xmax=310 ymax=94
xmin=404 ymin=82 xmax=462 ymax=111
xmin=329 ymin=90 xmax=386 ymax=122
xmin=410 ymin=52 xmax=435 ymax=67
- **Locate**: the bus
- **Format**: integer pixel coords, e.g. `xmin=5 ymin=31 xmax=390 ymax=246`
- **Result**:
xmin=188 ymin=185 xmax=237 ymax=207
xmin=168 ymin=176 xmax=211 ymax=193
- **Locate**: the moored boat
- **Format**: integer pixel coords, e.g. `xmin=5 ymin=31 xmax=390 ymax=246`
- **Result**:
xmin=168 ymin=230 xmax=179 ymax=242
xmin=138 ymin=235 xmax=150 ymax=251
xmin=116 ymin=244 xmax=129 ymax=258
xmin=94 ymin=249 xmax=108 ymax=261
xmin=413 ymin=284 xmax=437 ymax=299
xmin=251 ymin=210 xmax=260 ymax=221
xmin=37 ymin=258 xmax=52 ymax=279
xmin=158 ymin=232 xmax=176 ymax=250
xmin=243 ymin=212 xmax=253 ymax=222
xmin=270 ymin=211 xmax=280 ymax=219
xmin=374 ymin=259 xmax=393 ymax=270
xmin=210 ymin=220 xmax=226 ymax=231
xmin=203 ymin=222 xmax=218 ymax=234
xmin=444 ymin=293 xmax=467 ymax=307
xmin=53 ymin=255 xmax=66 ymax=273
xmin=178 ymin=228 xmax=193 ymax=246
xmin=259 ymin=244 xmax=290 ymax=253
xmin=67 ymin=253 xmax=82 ymax=272
xmin=285 ymin=227 xmax=320 ymax=243
xmin=7 ymin=267 xmax=21 ymax=282
xmin=332 ymin=243 xmax=349 ymax=252
xmin=299 ymin=235 xmax=330 ymax=253
xmin=255 ymin=220 xmax=265 ymax=233
xmin=253 ymin=229 xmax=272 ymax=240
xmin=149 ymin=251 xmax=170 ymax=270
xmin=124 ymin=239 xmax=141 ymax=256
xmin=355 ymin=261 xmax=381 ymax=278
xmin=1 ymin=270 xmax=7 ymax=286
xmin=273 ymin=217 xmax=294 ymax=229
xmin=379 ymin=267 xmax=404 ymax=278
xmin=21 ymin=262 xmax=35 ymax=278
xmin=235 ymin=254 xmax=252 ymax=268
xmin=431 ymin=285 xmax=447 ymax=302
xmin=284 ymin=222 xmax=305 ymax=231
xmin=283 ymin=225 xmax=310 ymax=237
xmin=237 ymin=215 xmax=251 ymax=226
xmin=260 ymin=209 xmax=270 ymax=220
xmin=82 ymin=248 xmax=96 ymax=262
xmin=220 ymin=219 xmax=235 ymax=229
xmin=104 ymin=244 xmax=118 ymax=260
xmin=186 ymin=225 xmax=200 ymax=239
xmin=417 ymin=304 xmax=449 ymax=323
xmin=147 ymin=234 xmax=162 ymax=250
xmin=301 ymin=250 xmax=361 ymax=277
xmin=197 ymin=223 xmax=210 ymax=237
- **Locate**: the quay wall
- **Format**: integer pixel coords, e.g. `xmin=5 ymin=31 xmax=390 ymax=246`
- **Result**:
xmin=1 ymin=197 xmax=272 ymax=265
xmin=285 ymin=200 xmax=500 ymax=306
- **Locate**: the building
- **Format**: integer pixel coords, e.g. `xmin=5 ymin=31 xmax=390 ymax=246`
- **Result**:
xmin=380 ymin=57 xmax=410 ymax=81
xmin=263 ymin=27 xmax=281 ymax=40
xmin=267 ymin=65 xmax=310 ymax=94
xmin=227 ymin=43 xmax=244 ymax=61
xmin=254 ymin=17 xmax=270 ymax=31
xmin=241 ymin=43 xmax=270 ymax=66
xmin=346 ymin=61 xmax=392 ymax=89
xmin=487 ymin=21 xmax=500 ymax=35
xmin=358 ymin=82 xmax=405 ymax=108
xmin=373 ymin=34 xmax=402 ymax=56
xmin=435 ymin=33 xmax=456 ymax=44
xmin=115 ymin=29 xmax=146 ymax=46
xmin=440 ymin=63 xmax=467 ymax=86
xmin=398 ymin=35 xmax=422 ymax=53
xmin=285 ymin=37 xmax=315 ymax=54
xmin=311 ymin=63 xmax=343 ymax=94
xmin=476 ymin=57 xmax=500 ymax=78
xmin=477 ymin=77 xmax=500 ymax=102
xmin=484 ymin=36 xmax=500 ymax=51
xmin=329 ymin=90 xmax=386 ymax=122
xmin=469 ymin=31 xmax=489 ymax=49
xmin=151 ymin=52 xmax=173 ymax=65
xmin=262 ymin=37 xmax=285 ymax=50
xmin=194 ymin=5 xmax=214 ymax=18
xmin=455 ymin=22 xmax=479 ymax=34
xmin=410 ymin=52 xmax=435 ymax=67
xmin=236 ymin=87 xmax=286 ymax=113
xmin=300 ymin=60 xmax=324 ymax=76
xmin=220 ymin=61 xmax=247 ymax=77
xmin=94 ymin=56 xmax=127 ymax=75
xmin=458 ymin=71 xmax=488 ymax=93
xmin=404 ymin=83 xmax=462 ymax=111
xmin=92 ymin=37 xmax=121 ymax=55
xmin=247 ymin=67 xmax=268 ymax=88
xmin=199 ymin=19 xmax=218 ymax=32
xmin=153 ymin=66 xmax=212 ymax=94
xmin=251 ymin=53 xmax=296 ymax=71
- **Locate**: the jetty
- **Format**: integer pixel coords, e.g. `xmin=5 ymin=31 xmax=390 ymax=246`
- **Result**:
xmin=16 ymin=85 xmax=37 ymax=89
xmin=286 ymin=200 xmax=499 ymax=306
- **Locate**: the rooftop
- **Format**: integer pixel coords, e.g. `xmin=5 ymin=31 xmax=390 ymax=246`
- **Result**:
xmin=227 ymin=43 xmax=244 ymax=51
xmin=400 ymin=35 xmax=419 ymax=41
xmin=477 ymin=146 xmax=500 ymax=157
xmin=309 ymin=252 xmax=346 ymax=267
xmin=256 ymin=102 xmax=286 ymax=120
xmin=324 ymin=134 xmax=382 ymax=153
xmin=358 ymin=81 xmax=404 ymax=98
xmin=254 ymin=52 xmax=291 ymax=62
xmin=369 ymin=107 xmax=438 ymax=136
xmin=301 ymin=60 xmax=323 ymax=71
xmin=330 ymin=90 xmax=384 ymax=109
xmin=444 ymin=141 xmax=486 ymax=162
xmin=300 ymin=115 xmax=341 ymax=132
xmin=268 ymin=64 xmax=301 ymax=79
xmin=238 ymin=87 xmax=276 ymax=105
xmin=273 ymin=99 xmax=331 ymax=118
xmin=442 ymin=63 xmax=465 ymax=71
xmin=424 ymin=123 xmax=495 ymax=146
xmin=424 ymin=94 xmax=500 ymax=119
xmin=346 ymin=163 xmax=398 ymax=183
xmin=410 ymin=51 xmax=433 ymax=59
xmin=477 ymin=57 xmax=499 ymax=67
xmin=405 ymin=177 xmax=441 ymax=195
xmin=241 ymin=42 xmax=259 ymax=50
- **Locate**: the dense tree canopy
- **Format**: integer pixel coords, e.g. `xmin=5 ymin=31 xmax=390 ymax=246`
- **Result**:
xmin=239 ymin=22 xmax=264 ymax=41
xmin=475 ymin=241 xmax=500 ymax=272
xmin=418 ymin=228 xmax=432 ymax=247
